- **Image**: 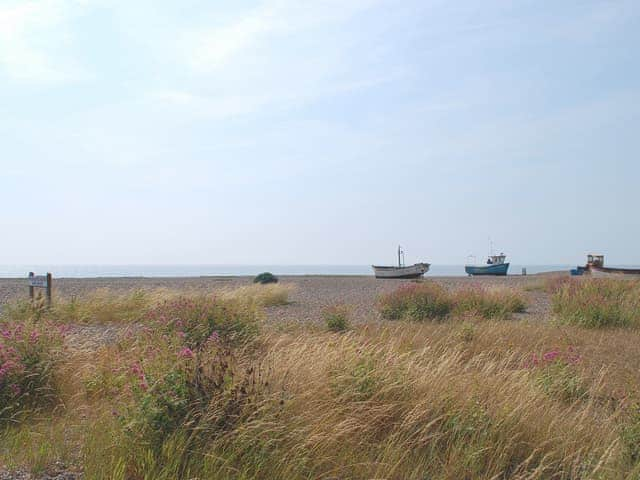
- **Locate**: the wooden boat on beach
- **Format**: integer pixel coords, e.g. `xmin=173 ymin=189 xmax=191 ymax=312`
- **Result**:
xmin=372 ymin=246 xmax=430 ymax=279
xmin=465 ymin=254 xmax=510 ymax=276
xmin=585 ymin=254 xmax=640 ymax=277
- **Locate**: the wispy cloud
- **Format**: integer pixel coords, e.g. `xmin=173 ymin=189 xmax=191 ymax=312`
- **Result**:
xmin=185 ymin=7 xmax=276 ymax=72
xmin=143 ymin=0 xmax=394 ymax=120
xmin=183 ymin=0 xmax=382 ymax=72
xmin=0 ymin=0 xmax=89 ymax=84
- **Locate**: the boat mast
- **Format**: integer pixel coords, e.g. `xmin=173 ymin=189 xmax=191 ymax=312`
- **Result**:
xmin=398 ymin=245 xmax=405 ymax=268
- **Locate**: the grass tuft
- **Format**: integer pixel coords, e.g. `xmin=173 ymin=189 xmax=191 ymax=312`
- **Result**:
xmin=224 ymin=283 xmax=292 ymax=307
xmin=552 ymin=278 xmax=640 ymax=328
xmin=323 ymin=305 xmax=350 ymax=332
xmin=378 ymin=282 xmax=525 ymax=321
xmin=378 ymin=282 xmax=452 ymax=320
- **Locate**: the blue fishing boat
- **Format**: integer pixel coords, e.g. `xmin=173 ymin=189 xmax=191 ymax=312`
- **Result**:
xmin=465 ymin=254 xmax=510 ymax=276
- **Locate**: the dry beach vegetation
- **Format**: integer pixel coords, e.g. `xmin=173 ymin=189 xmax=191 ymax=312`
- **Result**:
xmin=1 ymin=275 xmax=640 ymax=479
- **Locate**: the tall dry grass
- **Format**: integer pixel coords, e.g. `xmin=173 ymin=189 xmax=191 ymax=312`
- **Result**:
xmin=2 ymin=287 xmax=640 ymax=478
xmin=70 ymin=320 xmax=640 ymax=479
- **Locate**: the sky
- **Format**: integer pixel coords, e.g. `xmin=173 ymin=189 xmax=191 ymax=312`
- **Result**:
xmin=1 ymin=0 xmax=639 ymax=266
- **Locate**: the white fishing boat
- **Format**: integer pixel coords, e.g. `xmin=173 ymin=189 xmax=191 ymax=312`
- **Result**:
xmin=372 ymin=246 xmax=430 ymax=279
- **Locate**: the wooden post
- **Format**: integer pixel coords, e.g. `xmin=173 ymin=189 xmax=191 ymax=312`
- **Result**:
xmin=29 ymin=272 xmax=35 ymax=302
xmin=46 ymin=272 xmax=52 ymax=307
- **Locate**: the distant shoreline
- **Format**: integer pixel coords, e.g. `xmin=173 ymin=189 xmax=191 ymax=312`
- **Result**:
xmin=0 ymin=272 xmax=569 ymax=281
xmin=0 ymin=264 xmax=576 ymax=279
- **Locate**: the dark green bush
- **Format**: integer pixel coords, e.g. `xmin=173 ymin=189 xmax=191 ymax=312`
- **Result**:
xmin=253 ymin=272 xmax=278 ymax=284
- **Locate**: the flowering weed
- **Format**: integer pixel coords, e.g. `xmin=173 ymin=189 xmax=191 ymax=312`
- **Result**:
xmin=0 ymin=321 xmax=64 ymax=424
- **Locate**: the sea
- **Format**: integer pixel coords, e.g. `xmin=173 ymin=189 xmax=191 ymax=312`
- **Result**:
xmin=0 ymin=264 xmax=574 ymax=279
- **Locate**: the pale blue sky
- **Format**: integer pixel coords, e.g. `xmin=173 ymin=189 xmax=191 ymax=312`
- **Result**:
xmin=1 ymin=0 xmax=639 ymax=265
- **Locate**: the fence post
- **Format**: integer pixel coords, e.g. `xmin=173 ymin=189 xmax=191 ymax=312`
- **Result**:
xmin=29 ymin=272 xmax=35 ymax=301
xmin=46 ymin=272 xmax=52 ymax=307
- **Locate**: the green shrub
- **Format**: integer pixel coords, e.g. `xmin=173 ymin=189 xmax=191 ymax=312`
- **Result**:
xmin=323 ymin=305 xmax=350 ymax=332
xmin=378 ymin=282 xmax=452 ymax=321
xmin=552 ymin=279 xmax=640 ymax=328
xmin=253 ymin=272 xmax=278 ymax=284
xmin=123 ymin=344 xmax=254 ymax=449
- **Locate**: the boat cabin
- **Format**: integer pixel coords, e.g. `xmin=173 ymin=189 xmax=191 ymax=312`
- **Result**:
xmin=487 ymin=253 xmax=506 ymax=265
xmin=587 ymin=254 xmax=604 ymax=267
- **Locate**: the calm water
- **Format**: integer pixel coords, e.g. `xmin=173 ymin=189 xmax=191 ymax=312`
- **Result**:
xmin=0 ymin=264 xmax=573 ymax=278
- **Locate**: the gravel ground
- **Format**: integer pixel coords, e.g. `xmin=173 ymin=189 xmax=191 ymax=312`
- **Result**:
xmin=0 ymin=463 xmax=80 ymax=480
xmin=267 ymin=275 xmax=552 ymax=323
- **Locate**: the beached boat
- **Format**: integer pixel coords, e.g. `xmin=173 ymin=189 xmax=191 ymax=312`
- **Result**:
xmin=372 ymin=246 xmax=430 ymax=279
xmin=465 ymin=254 xmax=510 ymax=276
xmin=584 ymin=254 xmax=640 ymax=277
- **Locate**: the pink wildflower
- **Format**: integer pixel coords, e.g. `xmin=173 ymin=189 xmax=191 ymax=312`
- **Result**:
xmin=208 ymin=331 xmax=220 ymax=343
xmin=131 ymin=363 xmax=143 ymax=375
xmin=179 ymin=347 xmax=194 ymax=359
xmin=543 ymin=350 xmax=560 ymax=362
xmin=57 ymin=324 xmax=71 ymax=336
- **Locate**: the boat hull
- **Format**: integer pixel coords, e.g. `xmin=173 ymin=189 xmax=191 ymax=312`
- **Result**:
xmin=587 ymin=266 xmax=640 ymax=277
xmin=372 ymin=263 xmax=430 ymax=279
xmin=464 ymin=263 xmax=510 ymax=276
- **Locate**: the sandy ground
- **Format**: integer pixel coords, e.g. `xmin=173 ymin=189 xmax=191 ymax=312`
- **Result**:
xmin=0 ymin=274 xmax=554 ymax=324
